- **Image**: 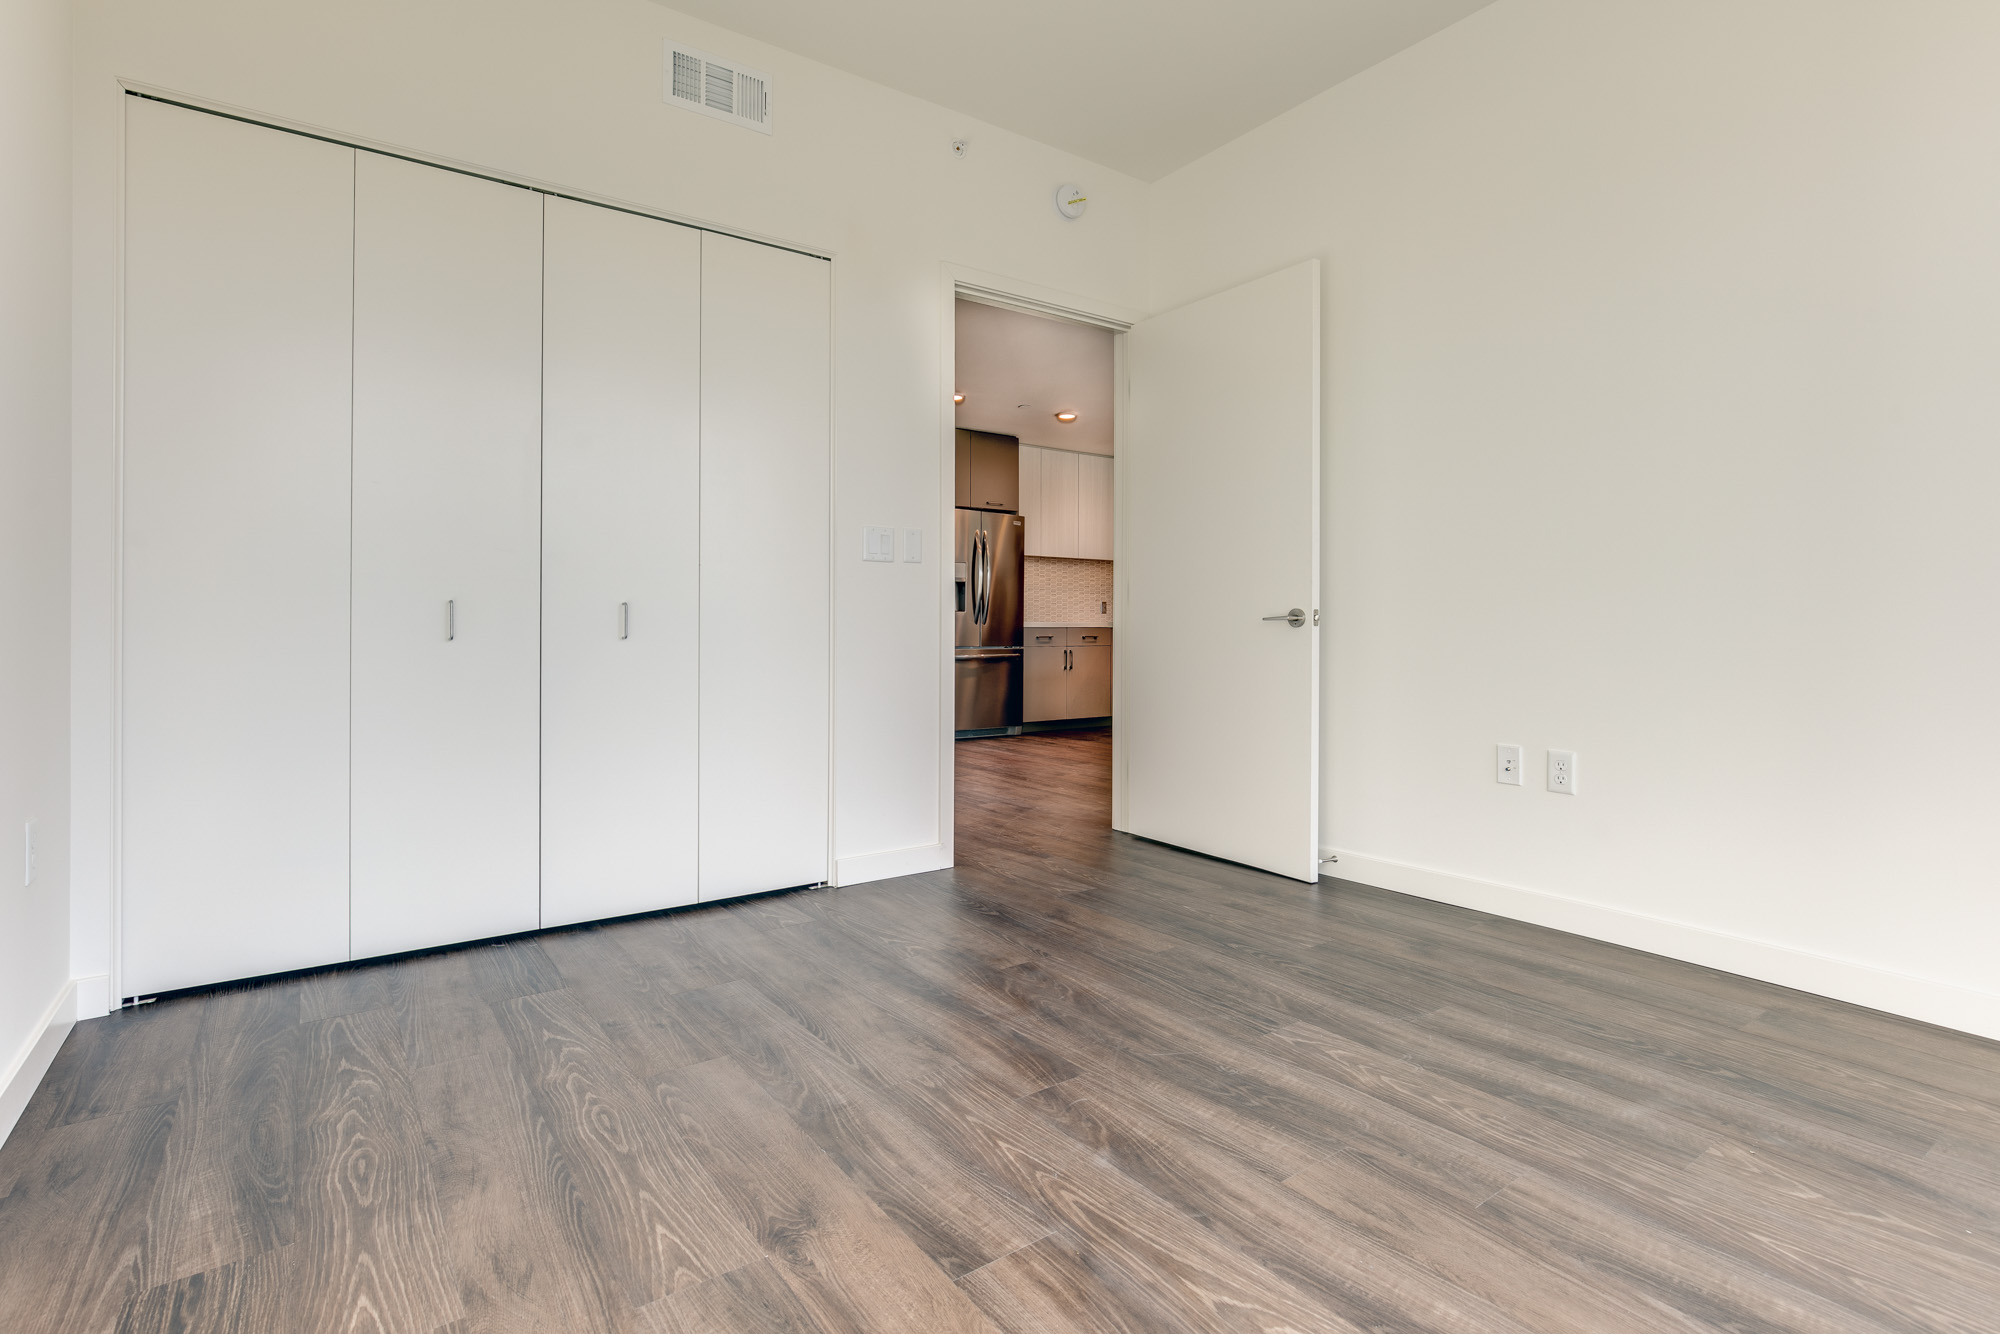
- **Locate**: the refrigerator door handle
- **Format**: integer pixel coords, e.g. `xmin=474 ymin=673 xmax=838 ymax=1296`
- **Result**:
xmin=975 ymin=527 xmax=991 ymax=625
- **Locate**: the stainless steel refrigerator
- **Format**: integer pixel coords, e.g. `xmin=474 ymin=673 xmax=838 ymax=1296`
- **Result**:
xmin=955 ymin=508 xmax=1024 ymax=733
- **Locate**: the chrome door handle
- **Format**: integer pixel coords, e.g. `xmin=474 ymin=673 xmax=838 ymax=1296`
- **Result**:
xmin=618 ymin=602 xmax=630 ymax=640
xmin=446 ymin=599 xmax=456 ymax=641
xmin=973 ymin=529 xmax=988 ymax=623
xmin=1263 ymin=608 xmax=1308 ymax=628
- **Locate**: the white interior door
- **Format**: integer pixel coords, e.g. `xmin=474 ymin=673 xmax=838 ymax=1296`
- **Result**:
xmin=542 ymin=198 xmax=702 ymax=926
xmin=351 ymin=153 xmax=544 ymax=956
xmin=121 ymin=99 xmax=355 ymax=994
xmin=698 ymin=233 xmax=831 ymax=899
xmin=1122 ymin=260 xmax=1321 ymax=882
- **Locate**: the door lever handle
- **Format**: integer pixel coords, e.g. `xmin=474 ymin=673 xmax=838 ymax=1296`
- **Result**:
xmin=1262 ymin=608 xmax=1309 ymax=628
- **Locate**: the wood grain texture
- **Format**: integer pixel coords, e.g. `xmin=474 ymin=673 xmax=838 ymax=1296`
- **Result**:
xmin=287 ymin=1008 xmax=463 ymax=1333
xmin=4 ymin=728 xmax=1999 ymax=1333
xmin=489 ymin=989 xmax=761 ymax=1308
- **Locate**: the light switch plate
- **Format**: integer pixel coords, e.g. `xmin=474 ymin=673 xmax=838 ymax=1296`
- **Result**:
xmin=1496 ymin=744 xmax=1522 ymax=786
xmin=1547 ymin=749 xmax=1578 ymax=795
xmin=903 ymin=528 xmax=923 ymax=563
xmin=862 ymin=526 xmax=895 ymax=562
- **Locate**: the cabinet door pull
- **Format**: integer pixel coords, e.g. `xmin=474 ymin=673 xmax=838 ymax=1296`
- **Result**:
xmin=618 ymin=602 xmax=630 ymax=640
xmin=446 ymin=599 xmax=455 ymax=641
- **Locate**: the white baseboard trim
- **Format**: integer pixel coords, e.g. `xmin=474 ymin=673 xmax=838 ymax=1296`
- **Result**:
xmin=74 ymin=973 xmax=112 ymax=1019
xmin=834 ymin=842 xmax=950 ymax=887
xmin=1323 ymin=848 xmax=2000 ymax=1043
xmin=1 ymin=978 xmax=79 ymax=1150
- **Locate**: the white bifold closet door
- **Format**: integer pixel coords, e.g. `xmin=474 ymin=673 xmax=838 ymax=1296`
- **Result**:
xmin=541 ymin=199 xmax=702 ymax=926
xmin=699 ymin=233 xmax=832 ymax=899
xmin=350 ymin=153 xmax=544 ymax=957
xmin=121 ymin=98 xmax=356 ymax=996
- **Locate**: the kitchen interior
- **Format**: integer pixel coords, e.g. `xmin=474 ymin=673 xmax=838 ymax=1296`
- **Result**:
xmin=954 ymin=298 xmax=1115 ymax=739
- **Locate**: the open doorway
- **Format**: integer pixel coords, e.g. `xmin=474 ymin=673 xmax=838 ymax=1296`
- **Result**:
xmin=951 ymin=296 xmax=1117 ymax=836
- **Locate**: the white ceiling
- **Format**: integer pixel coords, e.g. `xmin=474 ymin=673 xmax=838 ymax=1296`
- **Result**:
xmin=955 ymin=300 xmax=1114 ymax=454
xmin=653 ymin=0 xmax=1496 ymax=180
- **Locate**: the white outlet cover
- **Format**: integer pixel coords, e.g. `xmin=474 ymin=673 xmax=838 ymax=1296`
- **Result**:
xmin=1547 ymin=749 xmax=1578 ymax=795
xmin=1496 ymin=744 xmax=1523 ymax=786
xmin=862 ymin=526 xmax=895 ymax=562
xmin=903 ymin=528 xmax=923 ymax=563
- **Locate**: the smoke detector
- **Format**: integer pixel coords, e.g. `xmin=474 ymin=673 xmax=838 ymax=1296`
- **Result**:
xmin=665 ymin=41 xmax=773 ymax=134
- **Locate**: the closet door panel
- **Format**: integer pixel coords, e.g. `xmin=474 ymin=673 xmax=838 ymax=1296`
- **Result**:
xmin=542 ymin=199 xmax=702 ymax=926
xmin=350 ymin=154 xmax=543 ymax=957
xmin=699 ymin=234 xmax=831 ymax=899
xmin=122 ymin=99 xmax=355 ymax=995
xmin=1079 ymin=452 xmax=1115 ymax=560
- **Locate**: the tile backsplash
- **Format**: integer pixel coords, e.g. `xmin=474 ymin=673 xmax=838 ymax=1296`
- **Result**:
xmin=1025 ymin=557 xmax=1113 ymax=626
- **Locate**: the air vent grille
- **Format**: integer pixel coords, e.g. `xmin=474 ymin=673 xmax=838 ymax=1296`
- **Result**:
xmin=665 ymin=41 xmax=773 ymax=134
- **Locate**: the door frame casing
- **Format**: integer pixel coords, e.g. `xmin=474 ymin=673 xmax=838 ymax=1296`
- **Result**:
xmin=935 ymin=268 xmax=1138 ymax=868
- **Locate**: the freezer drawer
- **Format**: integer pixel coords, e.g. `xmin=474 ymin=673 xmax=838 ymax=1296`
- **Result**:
xmin=955 ymin=651 xmax=1021 ymax=731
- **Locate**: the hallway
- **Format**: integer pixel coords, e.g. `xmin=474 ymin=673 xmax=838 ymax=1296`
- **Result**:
xmin=1 ymin=729 xmax=1997 ymax=1332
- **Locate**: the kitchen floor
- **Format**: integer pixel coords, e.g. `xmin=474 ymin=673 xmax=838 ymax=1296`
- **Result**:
xmin=2 ymin=730 xmax=1997 ymax=1331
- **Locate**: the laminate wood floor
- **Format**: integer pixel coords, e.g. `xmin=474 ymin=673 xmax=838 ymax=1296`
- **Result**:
xmin=5 ymin=727 xmax=2000 ymax=1332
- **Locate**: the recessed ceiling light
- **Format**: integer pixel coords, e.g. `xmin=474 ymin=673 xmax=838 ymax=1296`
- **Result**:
xmin=953 ymin=393 xmax=964 ymax=403
xmin=1054 ymin=412 xmax=1078 ymax=422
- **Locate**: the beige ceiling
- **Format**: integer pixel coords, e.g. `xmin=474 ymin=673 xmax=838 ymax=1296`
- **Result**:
xmin=955 ymin=300 xmax=1114 ymax=455
xmin=654 ymin=0 xmax=1495 ymax=180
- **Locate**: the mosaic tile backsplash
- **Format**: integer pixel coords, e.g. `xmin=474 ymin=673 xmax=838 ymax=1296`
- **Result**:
xmin=1025 ymin=557 xmax=1113 ymax=626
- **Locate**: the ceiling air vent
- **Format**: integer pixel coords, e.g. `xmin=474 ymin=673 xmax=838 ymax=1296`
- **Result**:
xmin=664 ymin=41 xmax=773 ymax=134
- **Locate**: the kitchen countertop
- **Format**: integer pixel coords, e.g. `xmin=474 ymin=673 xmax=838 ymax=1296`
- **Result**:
xmin=1024 ymin=621 xmax=1113 ymax=629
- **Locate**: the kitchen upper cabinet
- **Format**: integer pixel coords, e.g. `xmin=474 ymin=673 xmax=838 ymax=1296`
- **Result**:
xmin=1078 ymin=453 xmax=1115 ymax=560
xmin=957 ymin=429 xmax=1020 ymax=512
xmin=1019 ymin=445 xmax=1110 ymax=560
xmin=350 ymin=152 xmax=545 ymax=959
xmin=1018 ymin=444 xmax=1045 ymax=550
xmin=121 ymin=98 xmax=355 ymax=997
xmin=1040 ymin=449 xmax=1080 ymax=557
xmin=541 ymin=198 xmax=702 ymax=928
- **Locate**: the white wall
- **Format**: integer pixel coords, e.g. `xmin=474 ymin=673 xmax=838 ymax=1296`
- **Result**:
xmin=69 ymin=0 xmax=1149 ymax=1001
xmin=1 ymin=0 xmax=74 ymax=1139
xmin=1149 ymin=0 xmax=2000 ymax=1036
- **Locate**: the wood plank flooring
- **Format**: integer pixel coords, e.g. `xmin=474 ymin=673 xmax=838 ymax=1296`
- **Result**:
xmin=5 ymin=726 xmax=2000 ymax=1331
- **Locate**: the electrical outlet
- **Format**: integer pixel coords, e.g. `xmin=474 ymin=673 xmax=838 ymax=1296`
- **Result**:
xmin=1496 ymin=744 xmax=1523 ymax=786
xmin=24 ymin=818 xmax=37 ymax=886
xmin=1547 ymin=749 xmax=1578 ymax=795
